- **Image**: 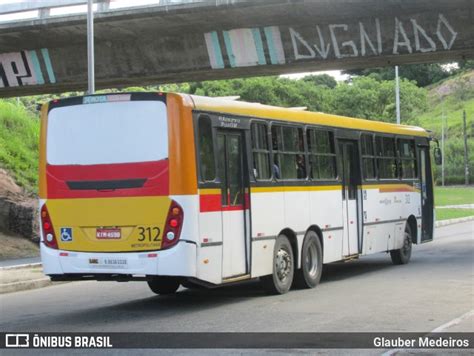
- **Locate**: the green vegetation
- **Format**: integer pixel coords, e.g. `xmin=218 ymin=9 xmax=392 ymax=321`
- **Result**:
xmin=0 ymin=100 xmax=39 ymax=193
xmin=188 ymin=76 xmax=427 ymax=122
xmin=344 ymin=63 xmax=452 ymax=87
xmin=436 ymin=208 xmax=474 ymax=221
xmin=434 ymin=187 xmax=474 ymax=206
xmin=412 ymin=72 xmax=474 ymax=185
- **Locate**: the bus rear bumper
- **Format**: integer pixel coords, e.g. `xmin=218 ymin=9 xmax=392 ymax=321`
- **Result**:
xmin=41 ymin=240 xmax=197 ymax=279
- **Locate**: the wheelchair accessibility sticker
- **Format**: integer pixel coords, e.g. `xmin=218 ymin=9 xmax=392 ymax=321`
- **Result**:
xmin=60 ymin=227 xmax=73 ymax=242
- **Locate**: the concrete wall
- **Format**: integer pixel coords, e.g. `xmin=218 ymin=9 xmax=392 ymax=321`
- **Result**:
xmin=0 ymin=0 xmax=473 ymax=97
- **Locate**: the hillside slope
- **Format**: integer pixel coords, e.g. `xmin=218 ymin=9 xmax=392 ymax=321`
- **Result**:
xmin=0 ymin=100 xmax=39 ymax=193
xmin=409 ymin=70 xmax=474 ymax=184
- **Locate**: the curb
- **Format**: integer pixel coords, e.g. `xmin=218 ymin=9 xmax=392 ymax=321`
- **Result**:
xmin=0 ymin=262 xmax=42 ymax=271
xmin=435 ymin=216 xmax=474 ymax=227
xmin=0 ymin=277 xmax=53 ymax=294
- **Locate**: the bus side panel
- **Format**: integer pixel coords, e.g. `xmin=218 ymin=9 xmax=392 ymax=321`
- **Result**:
xmin=362 ymin=184 xmax=421 ymax=255
xmin=284 ymin=189 xmax=310 ymax=268
xmin=250 ymin=190 xmax=284 ymax=278
xmin=309 ymin=188 xmax=344 ymax=263
xmin=197 ymin=209 xmax=223 ymax=284
xmin=363 ymin=186 xmax=390 ymax=253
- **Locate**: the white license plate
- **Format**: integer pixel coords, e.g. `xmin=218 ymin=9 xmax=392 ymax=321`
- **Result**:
xmin=88 ymin=257 xmax=128 ymax=269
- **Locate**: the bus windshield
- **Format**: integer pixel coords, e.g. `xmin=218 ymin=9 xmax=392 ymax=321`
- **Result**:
xmin=47 ymin=100 xmax=168 ymax=166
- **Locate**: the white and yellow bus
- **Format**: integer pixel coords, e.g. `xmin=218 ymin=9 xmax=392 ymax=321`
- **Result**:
xmin=39 ymin=92 xmax=436 ymax=294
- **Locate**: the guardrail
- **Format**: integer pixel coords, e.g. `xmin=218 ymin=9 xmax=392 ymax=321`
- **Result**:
xmin=0 ymin=0 xmax=208 ymax=23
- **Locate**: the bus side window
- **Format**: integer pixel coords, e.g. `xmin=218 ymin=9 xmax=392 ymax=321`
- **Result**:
xmin=361 ymin=134 xmax=376 ymax=180
xmin=198 ymin=116 xmax=216 ymax=182
xmin=251 ymin=122 xmax=271 ymax=180
xmin=376 ymin=136 xmax=398 ymax=180
xmin=399 ymin=139 xmax=417 ymax=179
xmin=272 ymin=125 xmax=306 ymax=180
xmin=307 ymin=129 xmax=337 ymax=180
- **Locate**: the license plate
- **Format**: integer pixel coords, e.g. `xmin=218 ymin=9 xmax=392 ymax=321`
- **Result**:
xmin=96 ymin=228 xmax=121 ymax=240
xmin=89 ymin=257 xmax=128 ymax=269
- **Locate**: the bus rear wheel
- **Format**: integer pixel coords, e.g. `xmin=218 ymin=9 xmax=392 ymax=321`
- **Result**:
xmin=294 ymin=231 xmax=323 ymax=289
xmin=261 ymin=235 xmax=294 ymax=295
xmin=390 ymin=224 xmax=413 ymax=265
xmin=147 ymin=277 xmax=180 ymax=295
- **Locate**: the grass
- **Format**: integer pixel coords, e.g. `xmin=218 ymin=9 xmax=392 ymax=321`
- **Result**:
xmin=414 ymin=71 xmax=474 ymax=135
xmin=436 ymin=208 xmax=474 ymax=221
xmin=434 ymin=187 xmax=474 ymax=206
xmin=0 ymin=100 xmax=40 ymax=193
xmin=410 ymin=71 xmax=474 ymax=185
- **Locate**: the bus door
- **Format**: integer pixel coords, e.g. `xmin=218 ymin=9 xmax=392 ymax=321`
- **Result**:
xmin=338 ymin=140 xmax=362 ymax=256
xmin=418 ymin=145 xmax=434 ymax=242
xmin=216 ymin=130 xmax=250 ymax=279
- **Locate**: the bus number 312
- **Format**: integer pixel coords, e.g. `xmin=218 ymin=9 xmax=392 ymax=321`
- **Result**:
xmin=138 ymin=227 xmax=161 ymax=242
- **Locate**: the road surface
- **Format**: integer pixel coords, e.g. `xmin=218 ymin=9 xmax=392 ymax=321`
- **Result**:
xmin=0 ymin=222 xmax=472 ymax=350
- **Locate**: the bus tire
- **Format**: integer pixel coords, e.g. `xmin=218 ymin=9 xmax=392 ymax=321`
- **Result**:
xmin=261 ymin=234 xmax=294 ymax=295
xmin=390 ymin=224 xmax=413 ymax=265
xmin=147 ymin=277 xmax=180 ymax=295
xmin=293 ymin=231 xmax=323 ymax=289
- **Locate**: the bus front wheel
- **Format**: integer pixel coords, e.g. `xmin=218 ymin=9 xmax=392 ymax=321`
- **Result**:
xmin=390 ymin=224 xmax=413 ymax=265
xmin=147 ymin=277 xmax=180 ymax=295
xmin=293 ymin=231 xmax=323 ymax=289
xmin=261 ymin=235 xmax=294 ymax=295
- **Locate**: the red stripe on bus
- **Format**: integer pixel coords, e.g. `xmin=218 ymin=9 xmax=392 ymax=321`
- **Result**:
xmin=46 ymin=160 xmax=169 ymax=199
xmin=199 ymin=194 xmax=222 ymax=212
xmin=199 ymin=194 xmax=248 ymax=212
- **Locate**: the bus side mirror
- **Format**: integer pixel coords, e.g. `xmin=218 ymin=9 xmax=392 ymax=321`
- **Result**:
xmin=434 ymin=147 xmax=442 ymax=166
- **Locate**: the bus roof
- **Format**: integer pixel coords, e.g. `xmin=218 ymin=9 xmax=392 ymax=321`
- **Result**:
xmin=188 ymin=94 xmax=430 ymax=138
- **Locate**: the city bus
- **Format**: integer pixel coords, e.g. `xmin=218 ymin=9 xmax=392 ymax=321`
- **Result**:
xmin=39 ymin=92 xmax=437 ymax=295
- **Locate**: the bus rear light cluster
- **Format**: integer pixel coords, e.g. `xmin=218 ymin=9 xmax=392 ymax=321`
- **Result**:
xmin=162 ymin=200 xmax=184 ymax=249
xmin=41 ymin=205 xmax=58 ymax=249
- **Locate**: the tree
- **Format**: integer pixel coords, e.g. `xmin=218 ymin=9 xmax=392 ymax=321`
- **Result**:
xmin=344 ymin=63 xmax=451 ymax=87
xmin=457 ymin=60 xmax=474 ymax=71
xmin=302 ymin=74 xmax=337 ymax=89
xmin=328 ymin=76 xmax=427 ymax=122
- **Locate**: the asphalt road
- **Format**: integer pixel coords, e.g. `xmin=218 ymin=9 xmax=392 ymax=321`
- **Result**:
xmin=0 ymin=222 xmax=472 ymax=346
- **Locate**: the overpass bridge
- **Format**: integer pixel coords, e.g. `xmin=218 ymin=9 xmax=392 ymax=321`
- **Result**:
xmin=0 ymin=0 xmax=473 ymax=97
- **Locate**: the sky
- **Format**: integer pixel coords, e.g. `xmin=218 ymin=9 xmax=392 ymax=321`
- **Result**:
xmin=0 ymin=0 xmax=346 ymax=81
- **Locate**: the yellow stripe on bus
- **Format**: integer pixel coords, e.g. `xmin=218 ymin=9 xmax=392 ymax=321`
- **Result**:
xmin=199 ymin=188 xmax=221 ymax=195
xmin=200 ymin=184 xmax=419 ymax=195
xmin=251 ymin=185 xmax=342 ymax=193
xmin=251 ymin=184 xmax=419 ymax=194
xmin=362 ymin=184 xmax=420 ymax=192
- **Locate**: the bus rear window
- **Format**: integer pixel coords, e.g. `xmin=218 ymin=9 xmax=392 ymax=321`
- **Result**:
xmin=47 ymin=100 xmax=168 ymax=165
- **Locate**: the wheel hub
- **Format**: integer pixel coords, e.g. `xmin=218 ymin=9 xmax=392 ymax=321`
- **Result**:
xmin=276 ymin=248 xmax=292 ymax=281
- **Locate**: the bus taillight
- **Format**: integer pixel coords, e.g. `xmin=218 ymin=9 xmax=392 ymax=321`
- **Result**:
xmin=41 ymin=205 xmax=58 ymax=249
xmin=162 ymin=200 xmax=183 ymax=249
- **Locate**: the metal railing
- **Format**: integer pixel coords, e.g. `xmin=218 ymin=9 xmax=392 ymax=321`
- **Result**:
xmin=0 ymin=0 xmax=209 ymax=23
